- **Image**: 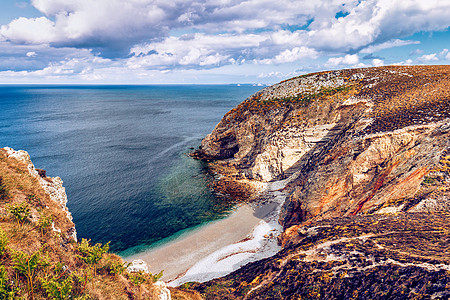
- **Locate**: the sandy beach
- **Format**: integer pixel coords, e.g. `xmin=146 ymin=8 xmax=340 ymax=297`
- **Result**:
xmin=123 ymin=179 xmax=288 ymax=285
xmin=124 ymin=204 xmax=263 ymax=281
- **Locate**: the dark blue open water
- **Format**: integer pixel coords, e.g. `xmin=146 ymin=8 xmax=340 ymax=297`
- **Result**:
xmin=0 ymin=85 xmax=261 ymax=253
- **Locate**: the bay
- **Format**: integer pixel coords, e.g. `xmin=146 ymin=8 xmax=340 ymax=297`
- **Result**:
xmin=0 ymin=84 xmax=261 ymax=252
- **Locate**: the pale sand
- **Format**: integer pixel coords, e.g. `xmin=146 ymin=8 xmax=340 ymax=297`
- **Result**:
xmin=123 ymin=204 xmax=262 ymax=281
xmin=168 ymin=189 xmax=286 ymax=286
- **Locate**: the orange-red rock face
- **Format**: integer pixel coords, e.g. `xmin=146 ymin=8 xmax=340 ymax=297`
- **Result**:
xmin=195 ymin=65 xmax=450 ymax=231
xmin=190 ymin=65 xmax=450 ymax=300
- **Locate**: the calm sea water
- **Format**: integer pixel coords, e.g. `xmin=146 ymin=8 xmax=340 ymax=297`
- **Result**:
xmin=0 ymin=85 xmax=261 ymax=253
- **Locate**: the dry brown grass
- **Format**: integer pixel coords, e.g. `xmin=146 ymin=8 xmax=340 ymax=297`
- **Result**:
xmin=170 ymin=287 xmax=203 ymax=300
xmin=0 ymin=148 xmax=190 ymax=299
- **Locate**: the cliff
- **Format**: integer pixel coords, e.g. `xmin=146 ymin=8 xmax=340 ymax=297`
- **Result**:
xmin=189 ymin=65 xmax=450 ymax=299
xmin=2 ymin=147 xmax=77 ymax=241
xmin=0 ymin=147 xmax=187 ymax=300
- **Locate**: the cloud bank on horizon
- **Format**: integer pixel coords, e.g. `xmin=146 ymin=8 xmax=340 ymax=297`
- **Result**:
xmin=0 ymin=0 xmax=449 ymax=83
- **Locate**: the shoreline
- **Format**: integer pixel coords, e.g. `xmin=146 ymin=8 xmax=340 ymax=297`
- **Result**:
xmin=123 ymin=179 xmax=289 ymax=286
xmin=123 ymin=204 xmax=264 ymax=281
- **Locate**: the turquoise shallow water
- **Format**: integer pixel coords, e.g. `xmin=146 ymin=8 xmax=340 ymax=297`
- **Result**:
xmin=0 ymin=84 xmax=261 ymax=253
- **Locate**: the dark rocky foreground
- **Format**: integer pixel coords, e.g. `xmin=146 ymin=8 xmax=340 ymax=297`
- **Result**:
xmin=189 ymin=213 xmax=449 ymax=299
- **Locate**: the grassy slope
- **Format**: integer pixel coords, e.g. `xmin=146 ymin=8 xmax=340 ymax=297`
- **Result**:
xmin=0 ymin=149 xmax=195 ymax=299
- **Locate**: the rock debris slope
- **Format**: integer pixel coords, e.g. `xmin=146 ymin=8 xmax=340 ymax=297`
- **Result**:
xmin=189 ymin=65 xmax=450 ymax=299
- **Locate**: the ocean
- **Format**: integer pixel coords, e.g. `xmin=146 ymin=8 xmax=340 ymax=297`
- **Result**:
xmin=0 ymin=84 xmax=261 ymax=253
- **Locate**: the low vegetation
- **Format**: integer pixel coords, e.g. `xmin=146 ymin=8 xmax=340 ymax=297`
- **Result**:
xmin=0 ymin=149 xmax=176 ymax=299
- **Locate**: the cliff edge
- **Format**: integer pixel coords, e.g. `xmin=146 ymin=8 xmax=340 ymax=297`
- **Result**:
xmin=0 ymin=148 xmax=193 ymax=300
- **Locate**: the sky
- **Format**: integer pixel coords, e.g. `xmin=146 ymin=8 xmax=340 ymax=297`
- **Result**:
xmin=0 ymin=0 xmax=449 ymax=84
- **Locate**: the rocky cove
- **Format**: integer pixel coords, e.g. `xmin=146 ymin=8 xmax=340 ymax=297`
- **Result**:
xmin=1 ymin=65 xmax=449 ymax=299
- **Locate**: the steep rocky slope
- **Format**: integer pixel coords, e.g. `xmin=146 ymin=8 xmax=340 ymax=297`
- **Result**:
xmin=190 ymin=65 xmax=450 ymax=299
xmin=0 ymin=148 xmax=188 ymax=299
xmin=195 ymin=65 xmax=449 ymax=225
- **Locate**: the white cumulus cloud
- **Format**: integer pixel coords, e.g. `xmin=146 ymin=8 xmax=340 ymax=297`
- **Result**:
xmin=128 ymin=31 xmax=319 ymax=69
xmin=439 ymin=49 xmax=450 ymax=60
xmin=371 ymin=58 xmax=384 ymax=67
xmin=360 ymin=39 xmax=420 ymax=53
xmin=0 ymin=0 xmax=448 ymax=58
xmin=392 ymin=59 xmax=413 ymax=66
xmin=326 ymin=54 xmax=360 ymax=67
xmin=128 ymin=33 xmax=268 ymax=69
xmin=0 ymin=0 xmax=448 ymax=79
xmin=418 ymin=53 xmax=439 ymax=62
xmin=308 ymin=0 xmax=449 ymax=52
xmin=257 ymin=47 xmax=318 ymax=64
xmin=1 ymin=17 xmax=57 ymax=44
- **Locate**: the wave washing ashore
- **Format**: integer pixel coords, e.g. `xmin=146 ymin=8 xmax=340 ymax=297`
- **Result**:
xmin=125 ymin=178 xmax=292 ymax=286
xmin=1 ymin=84 xmax=307 ymax=287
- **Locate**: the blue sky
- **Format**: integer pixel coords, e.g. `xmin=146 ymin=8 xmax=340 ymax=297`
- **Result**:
xmin=0 ymin=0 xmax=449 ymax=84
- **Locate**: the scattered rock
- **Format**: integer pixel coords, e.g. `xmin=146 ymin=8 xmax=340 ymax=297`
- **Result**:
xmin=36 ymin=168 xmax=46 ymax=178
xmin=128 ymin=259 xmax=149 ymax=273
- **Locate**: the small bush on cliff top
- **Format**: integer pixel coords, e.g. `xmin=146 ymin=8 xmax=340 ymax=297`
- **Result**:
xmin=0 ymin=265 xmax=17 ymax=299
xmin=0 ymin=228 xmax=8 ymax=256
xmin=12 ymin=248 xmax=51 ymax=300
xmin=37 ymin=211 xmax=53 ymax=236
xmin=101 ymin=255 xmax=130 ymax=277
xmin=77 ymin=238 xmax=110 ymax=278
xmin=7 ymin=201 xmax=31 ymax=225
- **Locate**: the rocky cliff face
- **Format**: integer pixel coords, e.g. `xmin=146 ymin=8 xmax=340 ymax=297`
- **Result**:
xmin=190 ymin=65 xmax=450 ymax=299
xmin=3 ymin=147 xmax=77 ymax=241
xmin=195 ymin=65 xmax=450 ymax=229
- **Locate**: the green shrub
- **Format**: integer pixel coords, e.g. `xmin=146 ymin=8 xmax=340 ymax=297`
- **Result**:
xmin=38 ymin=212 xmax=53 ymax=236
xmin=0 ymin=228 xmax=8 ymax=256
xmin=129 ymin=270 xmax=147 ymax=287
xmin=77 ymin=239 xmax=110 ymax=277
xmin=7 ymin=202 xmax=30 ymax=225
xmin=0 ymin=265 xmax=17 ymax=299
xmin=423 ymin=176 xmax=435 ymax=185
xmin=102 ymin=256 xmax=130 ymax=277
xmin=129 ymin=271 xmax=147 ymax=300
xmin=41 ymin=275 xmax=73 ymax=300
xmin=12 ymin=249 xmax=50 ymax=300
xmin=151 ymin=270 xmax=164 ymax=283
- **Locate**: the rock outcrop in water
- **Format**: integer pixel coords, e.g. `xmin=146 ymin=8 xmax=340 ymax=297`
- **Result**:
xmin=189 ymin=65 xmax=450 ymax=299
